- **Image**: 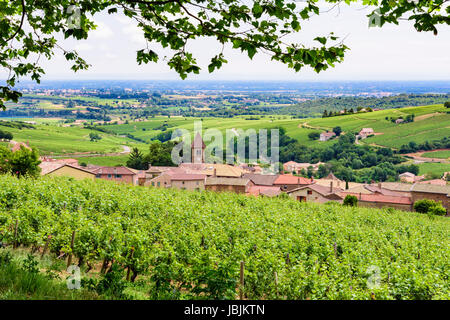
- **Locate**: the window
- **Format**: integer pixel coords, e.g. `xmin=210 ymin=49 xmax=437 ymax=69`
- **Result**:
xmin=307 ymin=190 xmax=312 ymax=195
xmin=107 ymin=174 xmax=112 ymax=178
xmin=115 ymin=174 xmax=122 ymax=178
xmin=151 ymin=182 xmax=155 ymax=186
xmin=96 ymin=174 xmax=101 ymax=178
xmin=196 ymin=150 xmax=201 ymax=156
xmin=182 ymin=181 xmax=185 ymax=184
xmin=196 ymin=181 xmax=199 ymax=186
xmin=157 ymin=182 xmax=160 ymax=187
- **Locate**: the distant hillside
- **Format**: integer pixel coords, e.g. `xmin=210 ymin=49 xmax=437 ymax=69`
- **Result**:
xmin=279 ymin=94 xmax=450 ymax=118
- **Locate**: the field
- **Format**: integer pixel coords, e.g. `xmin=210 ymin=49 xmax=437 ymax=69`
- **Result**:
xmin=0 ymin=121 xmax=146 ymax=156
xmin=1 ymin=104 xmax=448 ymax=169
xmin=103 ymin=104 xmax=449 ymax=150
xmin=422 ymin=150 xmax=450 ymax=159
xmin=0 ymin=175 xmax=448 ymax=300
xmin=417 ymin=162 xmax=450 ymax=177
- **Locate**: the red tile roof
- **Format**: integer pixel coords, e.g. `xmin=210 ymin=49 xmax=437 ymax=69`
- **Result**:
xmin=90 ymin=166 xmax=136 ymax=175
xmin=169 ymin=173 xmax=206 ymax=181
xmin=247 ymin=186 xmax=281 ymax=197
xmin=342 ymin=192 xmax=412 ymax=205
xmin=274 ymin=174 xmax=312 ymax=185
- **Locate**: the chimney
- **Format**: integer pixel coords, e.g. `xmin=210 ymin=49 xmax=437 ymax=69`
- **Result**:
xmin=359 ymin=192 xmax=362 ymax=200
xmin=378 ymin=182 xmax=382 ymax=189
xmin=213 ymin=168 xmax=217 ymax=177
xmin=330 ymin=181 xmax=333 ymax=193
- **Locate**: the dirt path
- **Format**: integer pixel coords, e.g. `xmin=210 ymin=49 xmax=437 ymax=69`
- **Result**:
xmin=403 ymin=149 xmax=450 ymax=163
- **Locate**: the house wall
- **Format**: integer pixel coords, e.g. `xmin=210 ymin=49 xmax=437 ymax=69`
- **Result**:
xmin=48 ymin=166 xmax=95 ymax=180
xmin=147 ymin=174 xmax=171 ymax=188
xmin=206 ymin=184 xmax=247 ymax=193
xmin=96 ymin=174 xmax=135 ymax=184
xmin=288 ymin=189 xmax=336 ymax=204
xmin=172 ymin=180 xmax=205 ymax=191
xmin=411 ymin=191 xmax=449 ymax=213
xmin=357 ymin=201 xmax=412 ymax=212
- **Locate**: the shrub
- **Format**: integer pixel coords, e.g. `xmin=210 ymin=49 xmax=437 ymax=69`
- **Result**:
xmin=413 ymin=199 xmax=436 ymax=213
xmin=343 ymin=195 xmax=358 ymax=207
xmin=414 ymin=199 xmax=446 ymax=216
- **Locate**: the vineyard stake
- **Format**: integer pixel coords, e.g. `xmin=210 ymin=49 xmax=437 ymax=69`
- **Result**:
xmin=239 ymin=261 xmax=245 ymax=300
xmin=274 ymin=271 xmax=279 ymax=297
xmin=13 ymin=220 xmax=18 ymax=249
xmin=67 ymin=231 xmax=76 ymax=268
xmin=126 ymin=247 xmax=135 ymax=281
xmin=333 ymin=242 xmax=337 ymax=258
xmin=41 ymin=235 xmax=52 ymax=259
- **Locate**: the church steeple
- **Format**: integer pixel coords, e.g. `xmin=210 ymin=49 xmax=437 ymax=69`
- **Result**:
xmin=191 ymin=133 xmax=206 ymax=163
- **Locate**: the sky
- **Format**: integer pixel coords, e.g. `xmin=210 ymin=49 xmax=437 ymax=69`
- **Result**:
xmin=12 ymin=1 xmax=450 ymax=81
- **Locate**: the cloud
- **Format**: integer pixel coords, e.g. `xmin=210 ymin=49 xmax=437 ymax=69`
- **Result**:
xmin=91 ymin=21 xmax=114 ymax=39
xmin=74 ymin=43 xmax=93 ymax=52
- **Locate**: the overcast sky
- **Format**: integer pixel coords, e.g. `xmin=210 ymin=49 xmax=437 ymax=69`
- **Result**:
xmin=15 ymin=2 xmax=450 ymax=81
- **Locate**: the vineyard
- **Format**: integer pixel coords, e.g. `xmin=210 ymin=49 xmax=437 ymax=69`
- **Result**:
xmin=0 ymin=175 xmax=449 ymax=300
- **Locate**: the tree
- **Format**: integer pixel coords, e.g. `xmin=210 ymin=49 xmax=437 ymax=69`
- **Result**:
xmin=144 ymin=140 xmax=176 ymax=167
xmin=0 ymin=145 xmax=41 ymax=177
xmin=1 ymin=1 xmax=448 ymax=109
xmin=343 ymin=195 xmax=358 ymax=207
xmin=308 ymin=131 xmax=320 ymax=141
xmin=445 ymin=101 xmax=450 ymax=108
xmin=0 ymin=130 xmax=13 ymax=141
xmin=332 ymin=126 xmax=342 ymax=136
xmin=89 ymin=132 xmax=102 ymax=142
xmin=126 ymin=147 xmax=147 ymax=170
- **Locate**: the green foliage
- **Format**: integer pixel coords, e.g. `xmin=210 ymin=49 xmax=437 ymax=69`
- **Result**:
xmin=2 ymin=1 xmax=448 ymax=109
xmin=307 ymin=131 xmax=320 ymax=140
xmin=89 ymin=132 xmax=102 ymax=142
xmin=0 ymin=175 xmax=448 ymax=300
xmin=126 ymin=147 xmax=146 ymax=170
xmin=0 ymin=130 xmax=13 ymax=140
xmin=0 ymin=145 xmax=41 ymax=178
xmin=414 ymin=199 xmax=446 ymax=216
xmin=332 ymin=126 xmax=342 ymax=136
xmin=22 ymin=254 xmax=39 ymax=274
xmin=144 ymin=140 xmax=177 ymax=167
xmin=343 ymin=195 xmax=358 ymax=207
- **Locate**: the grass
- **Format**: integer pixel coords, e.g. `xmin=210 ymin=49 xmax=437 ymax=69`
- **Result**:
xmin=73 ymin=155 xmax=131 ymax=167
xmin=0 ymin=248 xmax=100 ymax=300
xmin=104 ymin=104 xmax=449 ymax=149
xmin=422 ymin=150 xmax=450 ymax=159
xmin=0 ymin=122 xmax=147 ymax=156
xmin=417 ymin=162 xmax=450 ymax=177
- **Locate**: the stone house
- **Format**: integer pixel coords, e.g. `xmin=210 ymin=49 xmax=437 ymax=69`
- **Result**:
xmin=288 ymin=183 xmax=343 ymax=203
xmin=205 ymin=177 xmax=253 ymax=194
xmin=410 ymin=184 xmax=450 ymax=214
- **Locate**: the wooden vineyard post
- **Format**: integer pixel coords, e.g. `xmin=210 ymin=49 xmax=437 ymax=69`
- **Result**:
xmin=41 ymin=235 xmax=52 ymax=259
xmin=67 ymin=231 xmax=76 ymax=268
xmin=13 ymin=220 xmax=18 ymax=249
xmin=239 ymin=261 xmax=245 ymax=300
xmin=126 ymin=247 xmax=135 ymax=281
xmin=274 ymin=271 xmax=279 ymax=297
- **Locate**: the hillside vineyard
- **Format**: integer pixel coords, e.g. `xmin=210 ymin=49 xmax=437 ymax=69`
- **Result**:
xmin=0 ymin=175 xmax=448 ymax=300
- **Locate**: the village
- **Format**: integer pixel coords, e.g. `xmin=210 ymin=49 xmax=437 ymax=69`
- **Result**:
xmin=31 ymin=132 xmax=449 ymax=215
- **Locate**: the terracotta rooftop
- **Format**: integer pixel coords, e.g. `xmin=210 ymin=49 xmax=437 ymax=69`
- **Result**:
xmin=342 ymin=192 xmax=412 ymax=205
xmin=274 ymin=174 xmax=312 ymax=185
xmin=410 ymin=183 xmax=450 ymax=195
xmin=170 ymin=173 xmax=206 ymax=181
xmin=191 ymin=132 xmax=206 ymax=149
xmin=90 ymin=166 xmax=136 ymax=175
xmin=247 ymin=186 xmax=281 ymax=197
xmin=242 ymin=173 xmax=279 ymax=186
xmin=289 ymin=183 xmax=343 ymax=197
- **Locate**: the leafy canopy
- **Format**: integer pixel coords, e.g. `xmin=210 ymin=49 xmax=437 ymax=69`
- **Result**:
xmin=1 ymin=0 xmax=449 ymax=109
